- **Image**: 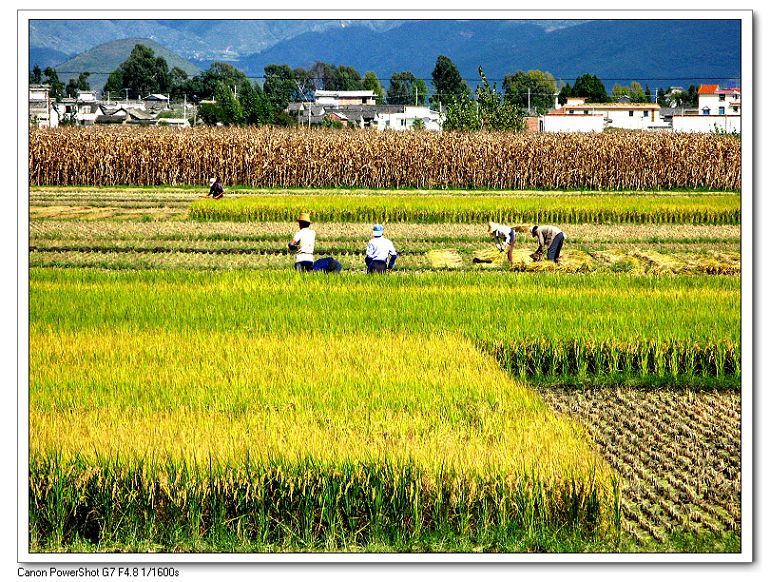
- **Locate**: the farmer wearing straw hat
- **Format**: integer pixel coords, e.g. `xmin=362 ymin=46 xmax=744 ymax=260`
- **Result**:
xmin=207 ymin=177 xmax=224 ymax=199
xmin=365 ymin=224 xmax=398 ymax=274
xmin=288 ymin=212 xmax=316 ymax=272
xmin=487 ymin=220 xmax=516 ymax=265
xmin=530 ymin=224 xmax=566 ymax=264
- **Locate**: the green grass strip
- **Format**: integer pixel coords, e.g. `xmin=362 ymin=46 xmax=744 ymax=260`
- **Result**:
xmin=190 ymin=194 xmax=741 ymax=225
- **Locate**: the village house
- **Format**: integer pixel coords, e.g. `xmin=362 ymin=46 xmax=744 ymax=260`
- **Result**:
xmin=29 ymin=84 xmax=59 ymax=128
xmin=542 ymin=97 xmax=663 ymax=132
xmin=670 ymin=84 xmax=741 ymax=133
xmin=313 ymin=90 xmax=377 ymax=106
xmin=95 ymin=105 xmax=158 ymax=125
xmin=374 ymin=106 xmax=442 ymax=131
xmin=287 ymin=100 xmax=429 ymax=130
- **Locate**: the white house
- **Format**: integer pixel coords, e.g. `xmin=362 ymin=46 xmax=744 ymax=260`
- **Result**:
xmin=697 ymin=84 xmax=741 ymax=116
xmin=29 ymin=84 xmax=59 ymax=128
xmin=671 ymin=115 xmax=741 ymax=134
xmin=314 ymin=90 xmax=377 ymax=106
xmin=548 ymin=97 xmax=662 ymax=131
xmin=375 ymin=106 xmax=442 ymax=131
xmin=542 ymin=109 xmax=605 ymax=133
xmin=669 ymin=84 xmax=741 ymax=133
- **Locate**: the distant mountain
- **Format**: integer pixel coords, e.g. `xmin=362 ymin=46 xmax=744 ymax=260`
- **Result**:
xmin=51 ymin=38 xmax=203 ymax=93
xmin=235 ymin=19 xmax=742 ymax=90
xmin=29 ymin=47 xmax=72 ymax=71
xmin=28 ymin=19 xmax=742 ymax=96
xmin=28 ymin=19 xmax=409 ymax=64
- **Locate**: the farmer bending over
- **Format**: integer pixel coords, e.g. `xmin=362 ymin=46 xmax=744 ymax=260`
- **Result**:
xmin=487 ymin=220 xmax=516 ymax=265
xmin=530 ymin=224 xmax=566 ymax=264
xmin=208 ymin=177 xmax=224 ymax=199
xmin=365 ymin=224 xmax=397 ymax=274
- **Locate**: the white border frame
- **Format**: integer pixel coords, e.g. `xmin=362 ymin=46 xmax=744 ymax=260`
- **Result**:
xmin=15 ymin=7 xmax=754 ymax=570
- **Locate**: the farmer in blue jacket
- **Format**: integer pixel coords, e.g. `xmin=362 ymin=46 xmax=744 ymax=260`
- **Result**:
xmin=365 ymin=224 xmax=398 ymax=274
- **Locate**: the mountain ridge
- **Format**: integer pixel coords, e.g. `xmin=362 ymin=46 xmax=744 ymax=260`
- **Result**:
xmin=29 ymin=19 xmax=742 ymax=93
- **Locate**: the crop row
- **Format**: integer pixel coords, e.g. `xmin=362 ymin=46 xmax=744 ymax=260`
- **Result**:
xmin=485 ymin=339 xmax=740 ymax=389
xmin=28 ymin=218 xmax=742 ymax=244
xmin=28 ymin=247 xmax=741 ymax=277
xmin=29 ymin=454 xmax=611 ymax=551
xmin=29 ymin=269 xmax=741 ymax=383
xmin=189 ymin=194 xmax=741 ymax=225
xmin=29 ymin=127 xmax=741 ymax=190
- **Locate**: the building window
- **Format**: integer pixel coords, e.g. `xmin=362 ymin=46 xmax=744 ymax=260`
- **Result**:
xmin=719 ymin=107 xmax=725 ymax=115
xmin=719 ymin=94 xmax=726 ymax=101
xmin=643 ymin=110 xmax=649 ymax=117
xmin=584 ymin=110 xmax=589 ymax=115
xmin=733 ymin=107 xmax=739 ymax=113
xmin=628 ymin=111 xmax=634 ymax=117
xmin=568 ymin=110 xmax=575 ymax=114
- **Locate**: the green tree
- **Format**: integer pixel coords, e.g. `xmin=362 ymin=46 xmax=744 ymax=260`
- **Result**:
xmin=611 ymin=81 xmax=648 ymax=103
xmin=558 ymin=82 xmax=572 ymax=105
xmin=239 ymin=80 xmax=272 ymax=126
xmin=442 ymin=67 xmax=524 ymax=132
xmin=194 ymin=62 xmax=249 ymax=100
xmin=43 ymin=67 xmax=65 ymax=101
xmin=442 ymin=92 xmax=481 ymax=131
xmin=476 ymin=67 xmax=524 ymax=131
xmin=263 ymin=64 xmax=297 ymax=112
xmin=103 ymin=44 xmax=172 ymax=99
xmin=387 ymin=71 xmax=427 ymax=106
xmin=214 ymin=81 xmax=245 ymax=126
xmin=431 ymin=55 xmax=469 ymax=108
xmin=65 ymin=72 xmax=91 ymax=98
xmin=30 ymin=65 xmax=42 ymax=84
xmin=503 ymin=70 xmax=558 ymax=114
xmin=572 ymin=73 xmax=608 ymax=103
xmin=363 ymin=71 xmax=385 ymax=104
xmin=168 ymin=66 xmax=189 ymax=99
xmin=329 ymin=65 xmax=364 ymax=91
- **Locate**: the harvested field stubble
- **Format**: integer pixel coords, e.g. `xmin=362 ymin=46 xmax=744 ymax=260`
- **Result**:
xmin=540 ymin=387 xmax=741 ymax=546
xmin=30 ymin=127 xmax=741 ymax=190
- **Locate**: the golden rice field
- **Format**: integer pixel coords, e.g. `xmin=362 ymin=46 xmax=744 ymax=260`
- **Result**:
xmin=28 ymin=127 xmax=741 ymax=190
xmin=26 ymin=142 xmax=743 ymax=554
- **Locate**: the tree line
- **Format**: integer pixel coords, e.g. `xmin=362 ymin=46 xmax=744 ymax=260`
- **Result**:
xmin=30 ymin=44 xmax=701 ymax=131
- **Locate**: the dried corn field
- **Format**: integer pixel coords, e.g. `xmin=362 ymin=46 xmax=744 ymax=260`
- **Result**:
xmin=540 ymin=387 xmax=741 ymax=546
xmin=29 ymin=127 xmax=741 ymax=191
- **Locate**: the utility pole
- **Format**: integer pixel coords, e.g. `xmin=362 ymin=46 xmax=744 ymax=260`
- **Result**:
xmin=527 ymin=87 xmax=531 ymax=114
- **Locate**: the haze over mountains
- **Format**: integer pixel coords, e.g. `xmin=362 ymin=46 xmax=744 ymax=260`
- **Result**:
xmin=29 ymin=19 xmax=742 ymax=93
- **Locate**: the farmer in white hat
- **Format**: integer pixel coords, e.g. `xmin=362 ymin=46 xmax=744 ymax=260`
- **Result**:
xmin=207 ymin=176 xmax=224 ymax=199
xmin=288 ymin=212 xmax=316 ymax=272
xmin=365 ymin=224 xmax=398 ymax=274
xmin=487 ymin=220 xmax=516 ymax=265
xmin=530 ymin=224 xmax=566 ymax=264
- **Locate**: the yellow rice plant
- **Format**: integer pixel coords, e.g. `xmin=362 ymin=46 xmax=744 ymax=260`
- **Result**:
xmin=30 ymin=328 xmax=613 ymax=495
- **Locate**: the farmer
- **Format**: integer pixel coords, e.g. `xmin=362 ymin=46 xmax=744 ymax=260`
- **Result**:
xmin=208 ymin=177 xmax=224 ymax=199
xmin=288 ymin=212 xmax=316 ymax=272
xmin=365 ymin=224 xmax=398 ymax=274
xmin=487 ymin=220 xmax=516 ymax=265
xmin=530 ymin=224 xmax=566 ymax=264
